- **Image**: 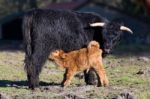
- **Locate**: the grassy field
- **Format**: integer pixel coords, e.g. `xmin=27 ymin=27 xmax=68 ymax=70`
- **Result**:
xmin=0 ymin=41 xmax=150 ymax=99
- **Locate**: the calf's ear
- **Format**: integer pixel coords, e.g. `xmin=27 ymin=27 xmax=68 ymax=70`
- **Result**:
xmin=52 ymin=50 xmax=60 ymax=56
xmin=61 ymin=54 xmax=67 ymax=59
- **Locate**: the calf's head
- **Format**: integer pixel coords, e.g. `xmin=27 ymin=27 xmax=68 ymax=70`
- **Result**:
xmin=90 ymin=22 xmax=133 ymax=54
xmin=49 ymin=50 xmax=67 ymax=68
xmin=49 ymin=50 xmax=66 ymax=60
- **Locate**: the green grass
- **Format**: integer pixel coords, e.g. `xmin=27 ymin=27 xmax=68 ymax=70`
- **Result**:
xmin=0 ymin=44 xmax=150 ymax=99
xmin=105 ymin=55 xmax=150 ymax=99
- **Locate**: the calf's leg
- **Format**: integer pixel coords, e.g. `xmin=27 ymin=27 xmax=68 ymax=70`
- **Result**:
xmin=94 ymin=63 xmax=109 ymax=87
xmin=63 ymin=68 xmax=77 ymax=87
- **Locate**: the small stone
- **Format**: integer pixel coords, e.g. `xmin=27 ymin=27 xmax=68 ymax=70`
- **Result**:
xmin=136 ymin=70 xmax=144 ymax=75
xmin=6 ymin=84 xmax=11 ymax=87
xmin=75 ymin=72 xmax=84 ymax=79
xmin=136 ymin=69 xmax=150 ymax=76
xmin=138 ymin=57 xmax=149 ymax=62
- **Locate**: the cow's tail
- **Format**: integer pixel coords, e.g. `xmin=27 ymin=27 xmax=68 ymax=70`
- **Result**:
xmin=22 ymin=12 xmax=33 ymax=60
xmin=22 ymin=12 xmax=37 ymax=89
xmin=22 ymin=12 xmax=34 ymax=75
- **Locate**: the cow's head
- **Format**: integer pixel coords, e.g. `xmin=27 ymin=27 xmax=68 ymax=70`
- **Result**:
xmin=90 ymin=21 xmax=133 ymax=54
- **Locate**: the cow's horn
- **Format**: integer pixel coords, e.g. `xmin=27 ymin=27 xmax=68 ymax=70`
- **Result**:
xmin=120 ymin=26 xmax=133 ymax=34
xmin=90 ymin=22 xmax=105 ymax=27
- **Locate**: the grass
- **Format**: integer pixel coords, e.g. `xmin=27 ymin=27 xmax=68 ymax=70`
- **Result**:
xmin=0 ymin=43 xmax=150 ymax=99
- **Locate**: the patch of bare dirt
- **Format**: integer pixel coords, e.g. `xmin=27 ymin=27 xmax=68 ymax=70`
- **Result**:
xmin=60 ymin=93 xmax=85 ymax=99
xmin=114 ymin=92 xmax=137 ymax=99
xmin=0 ymin=93 xmax=11 ymax=99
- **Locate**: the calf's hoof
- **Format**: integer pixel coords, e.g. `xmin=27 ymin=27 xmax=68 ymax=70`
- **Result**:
xmin=104 ymin=79 xmax=109 ymax=87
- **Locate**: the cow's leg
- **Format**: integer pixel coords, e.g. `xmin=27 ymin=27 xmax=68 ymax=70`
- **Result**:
xmin=26 ymin=67 xmax=39 ymax=89
xmin=25 ymin=57 xmax=39 ymax=89
xmin=84 ymin=69 xmax=98 ymax=85
xmin=25 ymin=42 xmax=51 ymax=89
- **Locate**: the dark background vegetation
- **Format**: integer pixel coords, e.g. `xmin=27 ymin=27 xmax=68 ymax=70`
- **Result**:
xmin=0 ymin=0 xmax=150 ymax=44
xmin=0 ymin=0 xmax=150 ymax=21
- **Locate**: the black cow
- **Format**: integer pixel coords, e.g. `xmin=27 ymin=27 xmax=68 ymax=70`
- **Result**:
xmin=22 ymin=9 xmax=132 ymax=89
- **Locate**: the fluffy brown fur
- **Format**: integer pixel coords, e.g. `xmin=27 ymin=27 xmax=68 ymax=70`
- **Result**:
xmin=49 ymin=41 xmax=109 ymax=87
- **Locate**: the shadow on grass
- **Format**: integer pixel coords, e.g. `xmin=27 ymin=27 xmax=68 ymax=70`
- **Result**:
xmin=0 ymin=80 xmax=60 ymax=88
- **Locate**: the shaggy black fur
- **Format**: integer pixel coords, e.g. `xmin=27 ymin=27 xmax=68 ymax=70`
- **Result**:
xmin=22 ymin=9 xmax=126 ymax=89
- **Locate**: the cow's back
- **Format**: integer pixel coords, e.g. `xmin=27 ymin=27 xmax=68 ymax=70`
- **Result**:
xmin=27 ymin=9 xmax=89 ymax=52
xmin=24 ymin=9 xmax=108 ymax=53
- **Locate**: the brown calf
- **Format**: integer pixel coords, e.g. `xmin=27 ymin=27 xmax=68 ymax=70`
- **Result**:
xmin=49 ymin=41 xmax=109 ymax=87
